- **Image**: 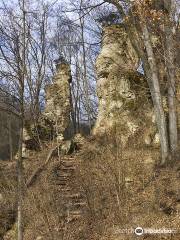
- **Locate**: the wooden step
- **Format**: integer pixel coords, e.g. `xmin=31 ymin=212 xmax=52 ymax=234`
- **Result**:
xmin=63 ymin=156 xmax=75 ymax=160
xmin=66 ymin=214 xmax=81 ymax=223
xmin=67 ymin=202 xmax=87 ymax=208
xmin=56 ymin=181 xmax=68 ymax=186
xmin=50 ymin=177 xmax=69 ymax=183
xmin=58 ymin=187 xmax=71 ymax=191
xmin=65 ymin=193 xmax=84 ymax=199
xmin=61 ymin=161 xmax=76 ymax=167
xmin=68 ymin=210 xmax=82 ymax=215
xmin=57 ymin=175 xmax=70 ymax=180
xmin=66 ymin=210 xmax=82 ymax=222
xmin=57 ymin=172 xmax=72 ymax=177
xmin=60 ymin=166 xmax=76 ymax=170
xmin=73 ymin=202 xmax=86 ymax=206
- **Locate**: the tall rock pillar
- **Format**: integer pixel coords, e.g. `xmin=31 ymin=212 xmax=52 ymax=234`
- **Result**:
xmin=93 ymin=25 xmax=156 ymax=146
xmin=44 ymin=61 xmax=72 ymax=139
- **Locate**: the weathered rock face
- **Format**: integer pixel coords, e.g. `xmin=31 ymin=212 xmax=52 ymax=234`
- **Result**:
xmin=93 ymin=25 xmax=158 ymax=146
xmin=44 ymin=62 xmax=72 ymax=138
xmin=0 ymin=90 xmax=20 ymax=160
xmin=0 ymin=112 xmax=20 ymax=160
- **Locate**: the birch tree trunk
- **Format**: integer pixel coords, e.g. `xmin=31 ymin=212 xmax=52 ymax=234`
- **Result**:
xmin=79 ymin=0 xmax=92 ymax=130
xmin=142 ymin=24 xmax=169 ymax=164
xmin=17 ymin=0 xmax=26 ymax=239
xmin=17 ymin=119 xmax=24 ymax=240
xmin=8 ymin=113 xmax=13 ymax=161
xmin=165 ymin=25 xmax=178 ymax=157
xmin=164 ymin=0 xmax=178 ymax=157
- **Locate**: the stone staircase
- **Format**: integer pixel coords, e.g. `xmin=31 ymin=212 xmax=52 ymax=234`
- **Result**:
xmin=49 ymin=155 xmax=87 ymax=223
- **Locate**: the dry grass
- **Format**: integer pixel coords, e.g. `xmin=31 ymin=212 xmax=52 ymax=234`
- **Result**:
xmin=76 ymin=133 xmax=180 ymax=240
xmin=1 ymin=134 xmax=180 ymax=240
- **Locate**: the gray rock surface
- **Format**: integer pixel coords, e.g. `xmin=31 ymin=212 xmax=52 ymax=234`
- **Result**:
xmin=44 ymin=62 xmax=72 ymax=137
xmin=93 ymin=25 xmax=160 ymax=147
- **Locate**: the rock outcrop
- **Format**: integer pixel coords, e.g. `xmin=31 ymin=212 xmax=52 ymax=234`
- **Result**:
xmin=0 ymin=89 xmax=20 ymax=160
xmin=44 ymin=61 xmax=72 ymax=139
xmin=93 ymin=25 xmax=159 ymax=147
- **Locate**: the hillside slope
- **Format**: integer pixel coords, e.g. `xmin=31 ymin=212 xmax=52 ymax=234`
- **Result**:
xmin=1 ymin=136 xmax=179 ymax=240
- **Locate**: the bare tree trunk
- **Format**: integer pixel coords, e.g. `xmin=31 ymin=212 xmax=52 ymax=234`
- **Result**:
xmin=17 ymin=1 xmax=26 ymax=239
xmin=17 ymin=119 xmax=24 ymax=240
xmin=76 ymin=61 xmax=81 ymax=133
xmin=8 ymin=113 xmax=13 ymax=161
xmin=164 ymin=1 xmax=178 ymax=157
xmin=143 ymin=24 xmax=169 ymax=164
xmin=79 ymin=0 xmax=92 ymax=131
xmin=166 ymin=29 xmax=178 ymax=157
xmin=70 ymin=84 xmax=76 ymax=134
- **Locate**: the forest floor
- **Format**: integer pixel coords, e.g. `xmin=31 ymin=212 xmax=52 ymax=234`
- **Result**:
xmin=0 ymin=136 xmax=180 ymax=240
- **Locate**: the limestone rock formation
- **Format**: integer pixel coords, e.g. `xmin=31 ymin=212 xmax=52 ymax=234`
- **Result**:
xmin=0 ymin=89 xmax=20 ymax=160
xmin=93 ymin=25 xmax=157 ymax=146
xmin=23 ymin=116 xmax=54 ymax=149
xmin=44 ymin=62 xmax=72 ymax=139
